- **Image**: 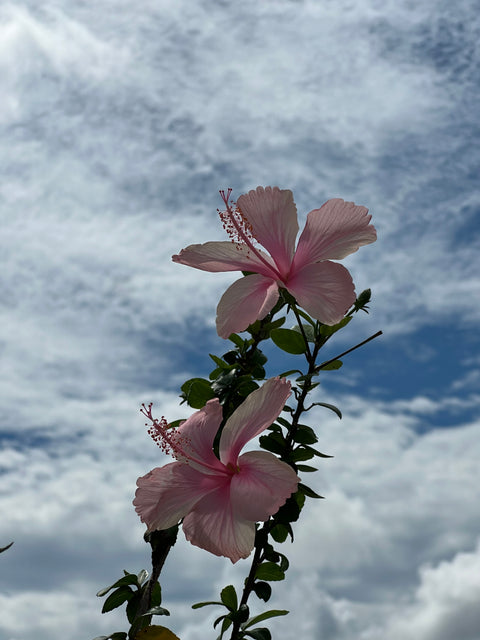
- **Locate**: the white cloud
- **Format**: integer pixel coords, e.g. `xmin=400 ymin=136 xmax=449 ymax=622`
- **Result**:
xmin=1 ymin=0 xmax=479 ymax=638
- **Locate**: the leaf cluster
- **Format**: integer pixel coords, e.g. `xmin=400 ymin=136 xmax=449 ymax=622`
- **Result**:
xmin=193 ymin=585 xmax=288 ymax=640
xmin=93 ymin=570 xmax=169 ymax=640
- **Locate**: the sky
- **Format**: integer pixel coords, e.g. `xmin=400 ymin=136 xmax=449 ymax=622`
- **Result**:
xmin=0 ymin=0 xmax=479 ymax=639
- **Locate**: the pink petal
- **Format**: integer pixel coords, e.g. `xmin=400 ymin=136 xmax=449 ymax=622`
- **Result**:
xmin=172 ymin=241 xmax=278 ymax=279
xmin=216 ymin=274 xmax=279 ymax=339
xmin=176 ymin=399 xmax=225 ymax=475
xmin=133 ymin=463 xmax=225 ymax=531
xmin=236 ymin=186 xmax=299 ymax=277
xmin=231 ymin=451 xmax=298 ymax=522
xmin=292 ymin=199 xmax=377 ymax=271
xmin=219 ymin=377 xmax=291 ymax=466
xmin=182 ymin=483 xmax=256 ymax=563
xmin=287 ymin=261 xmax=356 ymax=325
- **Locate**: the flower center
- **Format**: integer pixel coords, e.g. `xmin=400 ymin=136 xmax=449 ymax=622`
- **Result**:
xmin=218 ymin=189 xmax=283 ymax=279
xmin=226 ymin=461 xmax=240 ymax=475
xmin=141 ymin=403 xmax=231 ymax=476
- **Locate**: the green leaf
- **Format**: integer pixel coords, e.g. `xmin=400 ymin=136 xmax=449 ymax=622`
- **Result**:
xmin=296 ymin=464 xmax=318 ymax=472
xmin=136 ymin=569 xmax=149 ymax=586
xmin=141 ymin=605 xmax=170 ymax=617
xmin=298 ymin=482 xmax=324 ymax=499
xmin=244 ymin=628 xmax=272 ymax=640
xmin=243 ymin=610 xmax=289 ymax=629
xmin=270 ymin=328 xmax=307 ymax=355
xmin=150 ymin=581 xmax=162 ymax=607
xmin=278 ymin=554 xmax=289 ymax=572
xmin=278 ymin=368 xmax=303 ymax=378
xmin=292 ymin=425 xmax=318 ymax=445
xmin=312 ymin=402 xmax=342 ymax=419
xmin=220 ymin=585 xmax=238 ymax=611
xmin=236 ymin=379 xmax=260 ymax=397
xmin=230 ymin=604 xmax=250 ymax=624
xmin=213 ymin=613 xmax=228 ymax=630
xmin=319 ymin=359 xmax=343 ymax=370
xmin=275 ymin=416 xmax=290 ymax=429
xmin=126 ymin=589 xmax=142 ymax=624
xmin=259 ymin=433 xmax=285 ymax=455
xmin=252 ymin=581 xmax=272 ymax=602
xmin=192 ymin=600 xmax=224 ymax=609
xmin=96 ymin=574 xmax=139 ymax=597
xmin=291 ymin=324 xmax=315 ymax=342
xmin=181 ymin=378 xmax=215 ymax=408
xmin=101 ymin=586 xmax=133 ymax=613
xmin=269 ymin=524 xmax=290 ymax=543
xmin=291 ymin=447 xmax=315 ymax=462
xmin=255 ymin=562 xmax=285 ymax=582
xmin=209 ymin=354 xmax=228 ymax=368
xmin=319 ymin=316 xmax=352 ymax=336
xmin=228 ymin=333 xmax=245 ymax=348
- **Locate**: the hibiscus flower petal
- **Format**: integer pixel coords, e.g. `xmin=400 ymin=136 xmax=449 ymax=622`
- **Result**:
xmin=176 ymin=399 xmax=225 ymax=474
xmin=133 ymin=463 xmax=225 ymax=531
xmin=236 ymin=186 xmax=299 ymax=277
xmin=216 ymin=274 xmax=279 ymax=339
xmin=182 ymin=483 xmax=255 ymax=563
xmin=172 ymin=241 xmax=277 ymax=279
xmin=231 ymin=451 xmax=298 ymax=521
xmin=219 ymin=377 xmax=291 ymax=466
xmin=292 ymin=199 xmax=377 ymax=270
xmin=287 ymin=260 xmax=355 ymax=325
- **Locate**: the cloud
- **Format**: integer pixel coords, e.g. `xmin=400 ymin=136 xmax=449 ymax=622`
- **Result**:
xmin=1 ymin=0 xmax=479 ymax=639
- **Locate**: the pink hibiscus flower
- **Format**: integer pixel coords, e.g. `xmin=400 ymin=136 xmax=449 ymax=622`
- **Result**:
xmin=173 ymin=186 xmax=377 ymax=338
xmin=134 ymin=377 xmax=298 ymax=563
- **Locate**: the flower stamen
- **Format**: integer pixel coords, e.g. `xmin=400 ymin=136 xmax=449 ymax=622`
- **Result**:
xmin=218 ymin=189 xmax=282 ymax=279
xmin=141 ymin=403 xmax=188 ymax=461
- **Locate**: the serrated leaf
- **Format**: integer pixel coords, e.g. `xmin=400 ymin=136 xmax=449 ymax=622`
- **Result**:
xmin=220 ymin=585 xmax=238 ymax=611
xmin=134 ymin=627 xmax=180 ymax=640
xmin=270 ymin=328 xmax=307 ymax=355
xmin=101 ymin=586 xmax=134 ymax=613
xmin=296 ymin=464 xmax=318 ymax=472
xmin=255 ymin=563 xmax=285 ymax=582
xmin=243 ymin=609 xmax=289 ymax=629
